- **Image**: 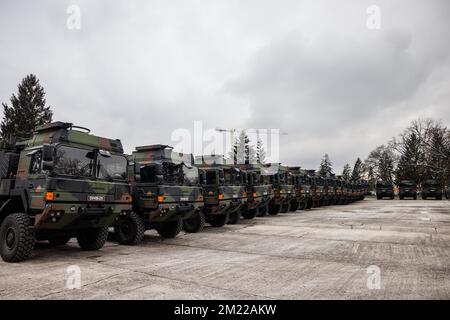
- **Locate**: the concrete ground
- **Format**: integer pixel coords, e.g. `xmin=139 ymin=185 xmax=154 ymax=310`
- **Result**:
xmin=0 ymin=198 xmax=449 ymax=300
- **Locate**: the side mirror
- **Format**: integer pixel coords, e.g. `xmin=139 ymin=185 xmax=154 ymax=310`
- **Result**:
xmin=42 ymin=160 xmax=54 ymax=171
xmin=42 ymin=144 xmax=54 ymax=162
xmin=133 ymin=163 xmax=141 ymax=182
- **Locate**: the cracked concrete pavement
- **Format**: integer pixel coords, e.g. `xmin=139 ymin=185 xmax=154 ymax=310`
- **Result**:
xmin=0 ymin=198 xmax=449 ymax=299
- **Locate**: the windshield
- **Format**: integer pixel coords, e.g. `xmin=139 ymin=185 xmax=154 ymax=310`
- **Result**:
xmin=377 ymin=181 xmax=392 ymax=187
xmin=54 ymin=146 xmax=93 ymax=177
xmin=400 ymin=181 xmax=415 ymax=187
xmin=54 ymin=146 xmax=126 ymax=180
xmin=423 ymin=180 xmax=439 ymax=186
xmin=183 ymin=165 xmax=199 ymax=185
xmin=97 ymin=153 xmax=127 ymax=180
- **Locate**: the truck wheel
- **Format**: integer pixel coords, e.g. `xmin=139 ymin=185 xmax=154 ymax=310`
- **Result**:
xmin=77 ymin=227 xmax=108 ymax=251
xmin=0 ymin=213 xmax=35 ymax=262
xmin=183 ymin=211 xmax=205 ymax=233
xmin=227 ymin=211 xmax=241 ymax=225
xmin=269 ymin=204 xmax=281 ymax=215
xmin=390 ymin=195 xmax=394 ymax=200
xmin=48 ymin=234 xmax=72 ymax=246
xmin=289 ymin=201 xmax=299 ymax=212
xmin=305 ymin=199 xmax=313 ymax=209
xmin=242 ymin=207 xmax=257 ymax=219
xmin=413 ymin=195 xmax=417 ymax=200
xmin=437 ymin=195 xmax=442 ymax=200
xmin=399 ymin=196 xmax=404 ymax=200
xmin=113 ymin=212 xmax=145 ymax=245
xmin=280 ymin=202 xmax=290 ymax=213
xmin=422 ymin=196 xmax=427 ymax=200
xmin=258 ymin=204 xmax=268 ymax=217
xmin=377 ymin=195 xmax=381 ymax=200
xmin=209 ymin=213 xmax=229 ymax=227
xmin=156 ymin=218 xmax=182 ymax=238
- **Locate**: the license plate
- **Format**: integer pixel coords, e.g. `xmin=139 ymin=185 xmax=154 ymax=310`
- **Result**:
xmin=263 ymin=192 xmax=268 ymax=195
xmin=87 ymin=195 xmax=105 ymax=202
xmin=233 ymin=194 xmax=238 ymax=198
xmin=180 ymin=197 xmax=189 ymax=201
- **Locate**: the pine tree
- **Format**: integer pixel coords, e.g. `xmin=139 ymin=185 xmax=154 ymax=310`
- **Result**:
xmin=342 ymin=164 xmax=351 ymax=180
xmin=318 ymin=153 xmax=333 ymax=176
xmin=256 ymin=139 xmax=266 ymax=164
xmin=1 ymin=74 xmax=53 ymax=140
xmin=228 ymin=130 xmax=256 ymax=164
xmin=395 ymin=131 xmax=424 ymax=183
xmin=351 ymin=158 xmax=363 ymax=181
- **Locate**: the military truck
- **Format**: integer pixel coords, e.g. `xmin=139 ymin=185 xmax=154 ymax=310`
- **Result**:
xmin=421 ymin=179 xmax=443 ymax=200
xmin=261 ymin=164 xmax=295 ymax=214
xmin=192 ymin=155 xmax=247 ymax=226
xmin=323 ymin=176 xmax=336 ymax=206
xmin=239 ymin=164 xmax=274 ymax=219
xmin=0 ymin=122 xmax=132 ymax=262
xmin=307 ymin=170 xmax=324 ymax=207
xmin=376 ymin=180 xmax=395 ymax=199
xmin=398 ymin=180 xmax=417 ymax=200
xmin=113 ymin=145 xmax=204 ymax=244
xmin=334 ymin=176 xmax=345 ymax=204
xmin=288 ymin=167 xmax=311 ymax=211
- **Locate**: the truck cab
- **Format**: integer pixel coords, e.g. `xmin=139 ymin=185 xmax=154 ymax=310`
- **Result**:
xmin=421 ymin=179 xmax=443 ymax=200
xmin=262 ymin=164 xmax=295 ymax=215
xmin=194 ymin=155 xmax=247 ymax=226
xmin=0 ymin=122 xmax=132 ymax=262
xmin=114 ymin=145 xmax=204 ymax=244
xmin=239 ymin=164 xmax=274 ymax=219
xmin=376 ymin=180 xmax=395 ymax=200
xmin=398 ymin=180 xmax=417 ymax=200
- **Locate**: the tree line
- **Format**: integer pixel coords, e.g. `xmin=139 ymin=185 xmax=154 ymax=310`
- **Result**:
xmin=319 ymin=119 xmax=450 ymax=189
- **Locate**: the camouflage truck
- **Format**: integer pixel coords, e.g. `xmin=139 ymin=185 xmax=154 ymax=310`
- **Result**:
xmin=307 ymin=170 xmax=324 ymax=207
xmin=0 ymin=122 xmax=132 ymax=262
xmin=262 ymin=164 xmax=295 ymax=214
xmin=239 ymin=164 xmax=274 ymax=219
xmin=398 ymin=180 xmax=417 ymax=200
xmin=322 ymin=176 xmax=336 ymax=206
xmin=421 ymin=179 xmax=443 ymax=200
xmin=288 ymin=167 xmax=311 ymax=211
xmin=376 ymin=180 xmax=395 ymax=200
xmin=192 ymin=155 xmax=247 ymax=226
xmin=334 ymin=176 xmax=345 ymax=205
xmin=113 ymin=145 xmax=204 ymax=244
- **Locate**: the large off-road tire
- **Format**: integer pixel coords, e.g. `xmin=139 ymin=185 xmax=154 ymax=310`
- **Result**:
xmin=279 ymin=202 xmax=290 ymax=213
xmin=399 ymin=195 xmax=404 ymax=200
xmin=0 ymin=213 xmax=35 ymax=262
xmin=227 ymin=211 xmax=241 ymax=225
xmin=183 ymin=211 xmax=205 ymax=233
xmin=390 ymin=195 xmax=395 ymax=200
xmin=268 ymin=204 xmax=281 ymax=215
xmin=377 ymin=195 xmax=381 ymax=200
xmin=209 ymin=213 xmax=229 ymax=227
xmin=77 ymin=227 xmax=108 ymax=251
xmin=242 ymin=207 xmax=258 ymax=219
xmin=305 ymin=199 xmax=313 ymax=209
xmin=113 ymin=212 xmax=145 ymax=245
xmin=289 ymin=201 xmax=299 ymax=212
xmin=156 ymin=218 xmax=183 ymax=238
xmin=48 ymin=234 xmax=72 ymax=246
xmin=437 ymin=195 xmax=443 ymax=200
xmin=258 ymin=204 xmax=268 ymax=217
xmin=422 ymin=195 xmax=427 ymax=200
xmin=413 ymin=195 xmax=417 ymax=200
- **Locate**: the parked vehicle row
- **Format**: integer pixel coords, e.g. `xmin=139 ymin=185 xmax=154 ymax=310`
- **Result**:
xmin=0 ymin=122 xmax=368 ymax=262
xmin=376 ymin=179 xmax=445 ymax=200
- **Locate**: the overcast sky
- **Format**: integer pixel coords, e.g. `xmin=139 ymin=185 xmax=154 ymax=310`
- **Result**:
xmin=0 ymin=0 xmax=449 ymax=172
